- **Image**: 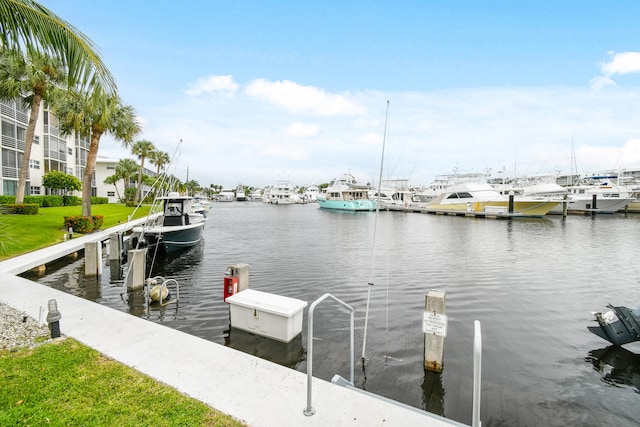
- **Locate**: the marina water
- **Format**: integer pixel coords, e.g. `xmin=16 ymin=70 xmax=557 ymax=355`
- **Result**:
xmin=24 ymin=202 xmax=640 ymax=426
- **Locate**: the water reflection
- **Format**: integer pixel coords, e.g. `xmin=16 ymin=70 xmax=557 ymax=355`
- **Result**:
xmin=421 ymin=369 xmax=445 ymax=416
xmin=587 ymin=346 xmax=640 ymax=392
xmin=225 ymin=325 xmax=305 ymax=369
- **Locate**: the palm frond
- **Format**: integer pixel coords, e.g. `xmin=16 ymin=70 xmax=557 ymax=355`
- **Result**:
xmin=0 ymin=0 xmax=116 ymax=93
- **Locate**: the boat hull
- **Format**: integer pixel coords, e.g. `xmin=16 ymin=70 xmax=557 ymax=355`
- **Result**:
xmin=139 ymin=222 xmax=205 ymax=253
xmin=317 ymin=198 xmax=377 ymax=211
xmin=427 ymin=200 xmax=558 ymax=217
xmin=549 ymin=197 xmax=634 ymax=214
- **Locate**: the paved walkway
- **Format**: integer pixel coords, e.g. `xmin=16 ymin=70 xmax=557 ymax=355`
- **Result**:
xmin=0 ymin=224 xmax=466 ymax=427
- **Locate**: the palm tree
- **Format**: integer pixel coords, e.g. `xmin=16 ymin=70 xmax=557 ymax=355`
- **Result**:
xmin=103 ymin=174 xmax=121 ymax=201
xmin=116 ymin=158 xmax=139 ymax=191
xmin=148 ymin=150 xmax=170 ymax=176
xmin=0 ymin=48 xmax=65 ymax=204
xmin=131 ymin=139 xmax=155 ymax=203
xmin=0 ymin=0 xmax=116 ymax=93
xmin=54 ymin=88 xmax=140 ymax=216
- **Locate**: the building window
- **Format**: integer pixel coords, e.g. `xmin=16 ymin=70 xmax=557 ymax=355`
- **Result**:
xmin=30 ymin=186 xmax=41 ymax=195
xmin=29 ymin=159 xmax=40 ymax=169
xmin=68 ymin=147 xmax=72 ymax=155
xmin=107 ymin=191 xmax=115 ymax=197
xmin=106 ymin=165 xmax=115 ymax=170
xmin=33 ymin=135 xmax=40 ymax=145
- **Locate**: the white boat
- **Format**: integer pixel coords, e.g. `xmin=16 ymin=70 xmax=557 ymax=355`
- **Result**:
xmin=217 ymin=189 xmax=235 ymax=202
xmin=413 ymin=175 xmax=452 ymax=203
xmin=236 ymin=184 xmax=247 ymax=201
xmin=301 ymin=184 xmax=320 ymax=203
xmin=133 ymin=192 xmax=206 ymax=253
xmin=192 ymin=197 xmax=211 ymax=217
xmin=249 ymin=188 xmax=263 ymax=201
xmin=268 ymin=178 xmax=297 ymax=204
xmin=426 ymin=182 xmax=559 ymax=217
xmin=317 ymin=172 xmax=377 ymax=211
xmin=370 ymin=178 xmax=414 ymax=209
xmin=550 ymin=176 xmax=634 ymax=214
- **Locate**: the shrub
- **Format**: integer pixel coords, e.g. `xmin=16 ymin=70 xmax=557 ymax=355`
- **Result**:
xmin=92 ymin=215 xmax=104 ymax=229
xmin=41 ymin=196 xmax=64 ymax=207
xmin=63 ymin=215 xmax=105 ymax=233
xmin=63 ymin=195 xmax=81 ymax=206
xmin=23 ymin=196 xmax=44 ymax=206
xmin=8 ymin=204 xmax=39 ymax=215
xmin=0 ymin=196 xmax=16 ymax=204
xmin=91 ymin=197 xmax=109 ymax=205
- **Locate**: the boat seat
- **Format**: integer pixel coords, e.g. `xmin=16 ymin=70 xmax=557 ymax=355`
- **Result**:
xmin=163 ymin=216 xmax=184 ymax=226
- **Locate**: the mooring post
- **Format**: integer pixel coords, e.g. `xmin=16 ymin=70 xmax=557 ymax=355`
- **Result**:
xmin=126 ymin=248 xmax=147 ymax=290
xmin=508 ymin=192 xmax=514 ymax=213
xmin=424 ymin=289 xmax=447 ymax=372
xmin=46 ymin=299 xmax=61 ymax=338
xmin=592 ymin=194 xmax=597 ymax=215
xmin=109 ymin=232 xmax=122 ymax=261
xmin=84 ymin=241 xmax=102 ymax=276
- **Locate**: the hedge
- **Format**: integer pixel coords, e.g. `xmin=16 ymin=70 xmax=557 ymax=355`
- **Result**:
xmin=22 ymin=195 xmax=64 ymax=207
xmin=91 ymin=197 xmax=109 ymax=205
xmin=0 ymin=204 xmax=39 ymax=214
xmin=63 ymin=195 xmax=81 ymax=206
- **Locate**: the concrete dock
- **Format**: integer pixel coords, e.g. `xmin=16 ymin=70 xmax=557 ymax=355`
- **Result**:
xmin=0 ymin=224 xmax=467 ymax=427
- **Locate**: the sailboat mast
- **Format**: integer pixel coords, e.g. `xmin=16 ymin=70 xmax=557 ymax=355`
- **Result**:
xmin=361 ymin=100 xmax=389 ymax=363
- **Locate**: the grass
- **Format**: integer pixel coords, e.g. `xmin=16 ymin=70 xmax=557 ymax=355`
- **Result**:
xmin=0 ymin=204 xmax=151 ymax=261
xmin=0 ymin=339 xmax=244 ymax=426
xmin=0 ymin=204 xmax=247 ymax=426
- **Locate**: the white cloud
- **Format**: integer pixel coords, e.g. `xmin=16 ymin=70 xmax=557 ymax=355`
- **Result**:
xmin=283 ymin=122 xmax=320 ymax=138
xmin=100 ymin=76 xmax=640 ymax=189
xmin=601 ymin=51 xmax=640 ymax=75
xmin=245 ymin=79 xmax=366 ymax=116
xmin=591 ymin=52 xmax=640 ymax=89
xmin=185 ymin=75 xmax=239 ymax=96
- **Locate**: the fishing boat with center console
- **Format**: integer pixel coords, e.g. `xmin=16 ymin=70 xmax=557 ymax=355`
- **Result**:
xmin=133 ymin=192 xmax=206 ymax=253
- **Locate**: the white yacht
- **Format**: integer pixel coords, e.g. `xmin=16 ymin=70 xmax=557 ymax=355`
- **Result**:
xmin=268 ymin=178 xmax=297 ymax=204
xmin=217 ymin=189 xmax=235 ymax=202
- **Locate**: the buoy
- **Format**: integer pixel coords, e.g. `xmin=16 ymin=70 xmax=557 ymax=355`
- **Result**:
xmin=149 ymin=284 xmax=170 ymax=302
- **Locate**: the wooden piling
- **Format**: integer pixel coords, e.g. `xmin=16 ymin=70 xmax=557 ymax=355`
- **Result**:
xmin=424 ymin=289 xmax=447 ymax=372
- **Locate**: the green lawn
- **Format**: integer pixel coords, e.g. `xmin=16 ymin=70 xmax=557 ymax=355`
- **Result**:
xmin=0 ymin=204 xmax=151 ymax=260
xmin=0 ymin=204 xmax=247 ymax=426
xmin=0 ymin=339 xmax=244 ymax=426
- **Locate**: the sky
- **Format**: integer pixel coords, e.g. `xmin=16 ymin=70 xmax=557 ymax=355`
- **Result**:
xmin=39 ymin=0 xmax=640 ymax=189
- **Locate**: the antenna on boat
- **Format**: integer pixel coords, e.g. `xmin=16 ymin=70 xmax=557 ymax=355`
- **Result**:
xmin=361 ymin=100 xmax=389 ymax=365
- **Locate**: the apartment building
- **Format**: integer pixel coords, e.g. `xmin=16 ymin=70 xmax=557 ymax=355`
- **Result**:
xmin=1 ymin=99 xmax=149 ymax=203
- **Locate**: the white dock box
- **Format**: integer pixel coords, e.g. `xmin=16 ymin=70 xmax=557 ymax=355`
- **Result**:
xmin=226 ymin=289 xmax=307 ymax=343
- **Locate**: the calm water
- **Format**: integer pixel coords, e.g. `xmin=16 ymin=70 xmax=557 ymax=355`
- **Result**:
xmin=24 ymin=203 xmax=640 ymax=426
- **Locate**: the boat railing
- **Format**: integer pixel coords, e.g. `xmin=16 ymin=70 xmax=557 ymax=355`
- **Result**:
xmin=304 ymin=293 xmax=354 ymax=417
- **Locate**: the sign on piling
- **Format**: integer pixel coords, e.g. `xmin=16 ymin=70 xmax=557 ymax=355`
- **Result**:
xmin=424 ymin=289 xmax=447 ymax=372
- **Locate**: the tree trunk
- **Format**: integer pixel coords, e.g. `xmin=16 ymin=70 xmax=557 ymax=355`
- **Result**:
xmin=15 ymin=93 xmax=42 ymax=204
xmin=82 ymin=129 xmax=102 ymax=217
xmin=135 ymin=156 xmax=145 ymax=204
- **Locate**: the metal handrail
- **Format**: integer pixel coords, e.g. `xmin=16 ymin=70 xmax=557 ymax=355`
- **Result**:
xmin=472 ymin=320 xmax=482 ymax=427
xmin=304 ymin=293 xmax=354 ymax=416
